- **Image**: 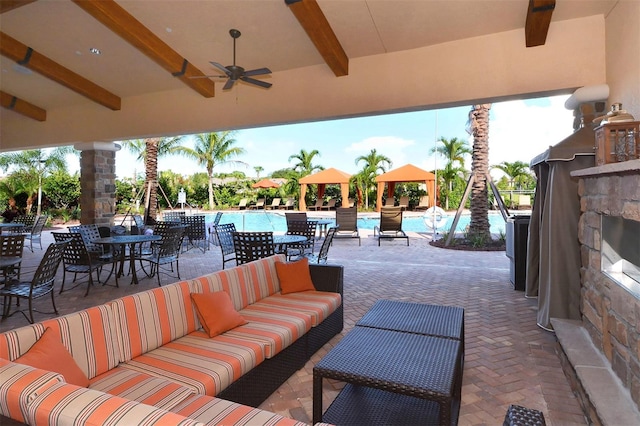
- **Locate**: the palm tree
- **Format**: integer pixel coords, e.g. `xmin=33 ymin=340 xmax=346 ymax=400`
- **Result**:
xmin=288 ymin=149 xmax=323 ymax=176
xmin=175 ymin=131 xmax=247 ymax=209
xmin=121 ymin=137 xmax=182 ymax=221
xmin=0 ymin=148 xmax=72 ymax=215
xmin=355 ymin=149 xmax=392 ymax=210
xmin=254 ymin=166 xmax=264 ymax=179
xmin=431 ymin=137 xmax=471 ymax=209
xmin=492 ymin=160 xmax=530 ymax=207
xmin=467 ymin=104 xmax=492 ymax=240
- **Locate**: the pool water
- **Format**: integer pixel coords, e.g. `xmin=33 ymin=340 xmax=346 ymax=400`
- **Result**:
xmin=210 ymin=211 xmax=507 ymax=235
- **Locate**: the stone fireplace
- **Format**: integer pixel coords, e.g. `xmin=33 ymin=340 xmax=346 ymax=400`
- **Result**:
xmin=569 ymin=159 xmax=640 ymax=418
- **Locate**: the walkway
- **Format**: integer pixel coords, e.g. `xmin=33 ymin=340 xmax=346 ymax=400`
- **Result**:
xmin=0 ymin=223 xmax=585 ymax=425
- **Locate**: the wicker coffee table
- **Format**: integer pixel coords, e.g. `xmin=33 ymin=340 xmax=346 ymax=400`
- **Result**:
xmin=313 ymin=327 xmax=462 ymax=425
xmin=355 ymin=299 xmax=465 ymax=353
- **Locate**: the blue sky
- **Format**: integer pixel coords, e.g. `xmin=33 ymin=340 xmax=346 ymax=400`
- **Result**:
xmin=112 ymin=94 xmax=574 ymax=180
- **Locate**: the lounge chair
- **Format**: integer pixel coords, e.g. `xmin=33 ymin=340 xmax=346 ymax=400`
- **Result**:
xmin=518 ymin=195 xmax=531 ymax=209
xmin=249 ymin=198 xmax=266 ymax=210
xmin=414 ymin=196 xmax=430 ymax=211
xmin=279 ymin=198 xmax=295 ymax=210
xmin=334 ymin=207 xmax=361 ymax=246
xmin=308 ymin=199 xmax=324 ymax=211
xmin=266 ymin=198 xmax=281 ymax=210
xmin=232 ymin=198 xmax=249 ymax=210
xmin=384 ymin=197 xmax=395 ymax=207
xmin=347 ymin=198 xmax=355 ymax=208
xmin=320 ymin=198 xmax=337 ymax=211
xmin=399 ymin=196 xmax=410 ymax=211
xmin=374 ymin=206 xmax=409 ymax=246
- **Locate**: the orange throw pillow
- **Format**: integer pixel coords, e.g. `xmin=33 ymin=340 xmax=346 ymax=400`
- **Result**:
xmin=275 ymin=257 xmax=316 ymax=294
xmin=191 ymin=292 xmax=248 ymax=338
xmin=15 ymin=327 xmax=89 ymax=388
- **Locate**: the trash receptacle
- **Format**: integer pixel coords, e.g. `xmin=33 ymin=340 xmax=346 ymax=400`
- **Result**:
xmin=506 ymin=215 xmax=530 ymax=291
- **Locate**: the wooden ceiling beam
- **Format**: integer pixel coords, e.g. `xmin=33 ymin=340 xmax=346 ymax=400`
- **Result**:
xmin=286 ymin=0 xmax=348 ymax=77
xmin=72 ymin=0 xmax=215 ymax=98
xmin=0 ymin=32 xmax=121 ymax=110
xmin=1 ymin=90 xmax=46 ymax=121
xmin=0 ymin=0 xmax=37 ymax=14
xmin=525 ymin=0 xmax=556 ymax=47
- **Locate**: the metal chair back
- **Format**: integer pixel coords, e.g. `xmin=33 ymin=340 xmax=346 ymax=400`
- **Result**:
xmin=232 ymin=231 xmax=274 ymax=265
xmin=24 ymin=215 xmax=47 ymax=251
xmin=285 ymin=212 xmax=307 ymax=230
xmin=163 ymin=211 xmax=185 ymax=223
xmin=69 ymin=224 xmax=103 ymax=255
xmin=214 ymin=223 xmax=236 ymax=269
xmin=0 ymin=234 xmax=25 ymax=281
xmin=181 ymin=215 xmax=207 ymax=252
xmin=315 ymin=226 xmax=338 ymax=264
xmin=286 ymin=220 xmax=317 ymax=255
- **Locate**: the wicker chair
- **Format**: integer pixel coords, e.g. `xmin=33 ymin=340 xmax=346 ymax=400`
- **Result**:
xmin=136 ymin=226 xmax=185 ymax=286
xmin=0 ymin=234 xmax=25 ymax=283
xmin=214 ymin=223 xmax=237 ymax=269
xmin=334 ymin=207 xmax=361 ymax=246
xmin=232 ymin=231 xmax=274 ymax=265
xmin=23 ymin=215 xmax=47 ymax=252
xmin=0 ymin=241 xmax=66 ymax=324
xmin=52 ymin=232 xmax=113 ymax=296
xmin=180 ymin=215 xmax=208 ymax=252
xmin=285 ymin=220 xmax=317 ymax=258
xmin=294 ymin=226 xmax=338 ymax=264
xmin=374 ymin=206 xmax=409 ymax=246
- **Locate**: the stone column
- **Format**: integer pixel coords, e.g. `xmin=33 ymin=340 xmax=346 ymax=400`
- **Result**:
xmin=73 ymin=142 xmax=121 ymax=227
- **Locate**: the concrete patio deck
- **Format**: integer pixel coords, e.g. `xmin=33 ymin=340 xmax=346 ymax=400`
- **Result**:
xmin=0 ymin=220 xmax=586 ymax=425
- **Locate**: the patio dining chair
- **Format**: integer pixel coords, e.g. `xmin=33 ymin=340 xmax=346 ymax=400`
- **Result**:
xmin=180 ymin=215 xmax=208 ymax=253
xmin=374 ymin=206 xmax=409 ymax=246
xmin=334 ymin=207 xmax=361 ymax=246
xmin=232 ymin=231 xmax=275 ymax=265
xmin=22 ymin=215 xmax=47 ymax=252
xmin=285 ymin=212 xmax=307 ymax=230
xmin=163 ymin=211 xmax=185 ymax=223
xmin=52 ymin=232 xmax=115 ymax=296
xmin=214 ymin=223 xmax=237 ymax=269
xmin=12 ymin=214 xmax=36 ymax=232
xmin=293 ymin=226 xmax=338 ymax=264
xmin=285 ymin=220 xmax=317 ymax=258
xmin=0 ymin=234 xmax=25 ymax=284
xmin=0 ymin=241 xmax=67 ymax=324
xmin=208 ymin=212 xmax=223 ymax=246
xmin=135 ymin=225 xmax=186 ymax=286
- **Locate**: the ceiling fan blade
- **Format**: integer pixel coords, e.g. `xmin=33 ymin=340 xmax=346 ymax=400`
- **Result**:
xmin=240 ymin=76 xmax=272 ymax=89
xmin=190 ymin=75 xmax=227 ymax=79
xmin=243 ymin=67 xmax=272 ymax=77
xmin=223 ymin=78 xmax=236 ymax=90
xmin=210 ymin=61 xmax=231 ymax=76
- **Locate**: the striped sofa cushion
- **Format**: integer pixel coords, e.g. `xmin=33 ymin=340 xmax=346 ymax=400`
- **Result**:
xmin=0 ymin=305 xmax=120 ymax=379
xmin=239 ymin=255 xmax=285 ymax=303
xmin=171 ymin=394 xmax=307 ymax=426
xmin=189 ymin=268 xmax=252 ymax=311
xmin=26 ymin=381 xmax=203 ymax=426
xmin=89 ymin=367 xmax=194 ymax=411
xmin=255 ymin=292 xmax=342 ymax=326
xmin=0 ymin=359 xmax=64 ymax=424
xmin=119 ymin=334 xmax=265 ymax=396
xmin=110 ymin=280 xmax=197 ymax=362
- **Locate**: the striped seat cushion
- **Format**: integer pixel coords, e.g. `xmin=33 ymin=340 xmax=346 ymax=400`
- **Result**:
xmin=0 ymin=304 xmax=120 ymax=380
xmin=26 ymin=381 xmax=202 ymax=426
xmin=89 ymin=367 xmax=194 ymax=411
xmin=256 ymin=291 xmax=342 ymax=326
xmin=172 ymin=394 xmax=307 ymax=426
xmin=110 ymin=280 xmax=197 ymax=362
xmin=0 ymin=359 xmax=64 ymax=424
xmin=239 ymin=255 xmax=285 ymax=303
xmin=119 ymin=334 xmax=264 ymax=396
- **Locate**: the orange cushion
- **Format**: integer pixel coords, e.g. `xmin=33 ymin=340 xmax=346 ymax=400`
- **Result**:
xmin=191 ymin=292 xmax=248 ymax=337
xmin=275 ymin=257 xmax=316 ymax=294
xmin=15 ymin=327 xmax=89 ymax=387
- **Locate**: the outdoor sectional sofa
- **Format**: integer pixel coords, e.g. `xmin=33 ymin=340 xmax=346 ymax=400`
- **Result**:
xmin=0 ymin=254 xmax=343 ymax=425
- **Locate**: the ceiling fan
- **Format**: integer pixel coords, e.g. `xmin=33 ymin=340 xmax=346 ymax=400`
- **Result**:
xmin=203 ymin=29 xmax=272 ymax=90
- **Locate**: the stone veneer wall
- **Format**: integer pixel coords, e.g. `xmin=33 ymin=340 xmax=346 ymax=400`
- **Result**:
xmin=78 ymin=148 xmax=118 ymax=228
xmin=576 ymin=160 xmax=640 ymax=409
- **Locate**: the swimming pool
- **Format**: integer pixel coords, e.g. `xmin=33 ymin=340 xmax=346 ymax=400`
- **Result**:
xmin=209 ymin=211 xmax=507 ymax=235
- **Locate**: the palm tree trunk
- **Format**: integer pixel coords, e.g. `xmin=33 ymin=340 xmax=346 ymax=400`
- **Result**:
xmin=468 ymin=104 xmax=491 ymax=240
xmin=208 ymin=171 xmax=215 ymax=209
xmin=145 ymin=138 xmax=159 ymax=221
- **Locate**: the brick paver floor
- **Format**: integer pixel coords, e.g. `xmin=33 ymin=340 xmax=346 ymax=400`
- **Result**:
xmin=0 ymin=219 xmax=586 ymax=425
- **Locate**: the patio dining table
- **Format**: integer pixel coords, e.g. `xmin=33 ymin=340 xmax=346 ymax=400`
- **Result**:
xmin=273 ymin=234 xmax=306 ymax=254
xmin=93 ymin=234 xmax=161 ymax=285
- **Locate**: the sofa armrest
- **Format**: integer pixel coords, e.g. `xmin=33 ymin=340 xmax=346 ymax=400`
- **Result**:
xmin=309 ymin=264 xmax=343 ymax=296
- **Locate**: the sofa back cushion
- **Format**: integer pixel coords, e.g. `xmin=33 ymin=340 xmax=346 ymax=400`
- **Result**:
xmin=0 ymin=305 xmax=120 ymax=380
xmin=190 ymin=255 xmax=284 ymax=312
xmin=110 ymin=280 xmax=197 ymax=362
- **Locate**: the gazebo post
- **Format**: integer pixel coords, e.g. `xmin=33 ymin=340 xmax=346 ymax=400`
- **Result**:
xmin=376 ymin=182 xmax=385 ymax=212
xmin=340 ymin=184 xmax=349 ymax=207
xmin=300 ymin=184 xmax=307 ymax=211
